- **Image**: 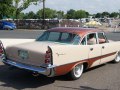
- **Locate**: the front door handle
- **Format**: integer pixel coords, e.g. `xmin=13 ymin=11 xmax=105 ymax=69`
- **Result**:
xmin=90 ymin=48 xmax=93 ymax=51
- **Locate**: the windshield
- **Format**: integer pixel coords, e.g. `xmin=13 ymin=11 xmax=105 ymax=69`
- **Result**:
xmin=37 ymin=31 xmax=80 ymax=44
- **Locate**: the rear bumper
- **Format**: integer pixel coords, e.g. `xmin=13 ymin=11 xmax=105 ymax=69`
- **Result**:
xmin=2 ymin=59 xmax=55 ymax=77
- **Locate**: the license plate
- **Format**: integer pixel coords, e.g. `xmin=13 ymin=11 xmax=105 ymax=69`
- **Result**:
xmin=18 ymin=50 xmax=28 ymax=60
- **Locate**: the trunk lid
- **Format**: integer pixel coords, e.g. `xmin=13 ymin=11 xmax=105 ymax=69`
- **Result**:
xmin=5 ymin=41 xmax=62 ymax=67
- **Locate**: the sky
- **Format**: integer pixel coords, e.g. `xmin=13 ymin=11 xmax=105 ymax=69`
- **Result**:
xmin=23 ymin=0 xmax=120 ymax=14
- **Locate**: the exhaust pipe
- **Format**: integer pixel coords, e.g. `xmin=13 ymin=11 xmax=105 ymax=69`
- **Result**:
xmin=32 ymin=72 xmax=40 ymax=77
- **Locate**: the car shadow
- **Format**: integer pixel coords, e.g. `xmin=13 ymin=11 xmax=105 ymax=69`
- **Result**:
xmin=0 ymin=63 xmax=111 ymax=89
xmin=80 ymin=86 xmax=108 ymax=90
xmin=0 ymin=65 xmax=55 ymax=89
xmin=55 ymin=85 xmax=108 ymax=90
xmin=54 ymin=64 xmax=107 ymax=81
xmin=84 ymin=64 xmax=106 ymax=73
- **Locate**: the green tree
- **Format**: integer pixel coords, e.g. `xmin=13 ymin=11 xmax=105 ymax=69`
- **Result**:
xmin=0 ymin=0 xmax=14 ymax=19
xmin=18 ymin=12 xmax=25 ymax=19
xmin=66 ymin=9 xmax=89 ymax=19
xmin=95 ymin=13 xmax=102 ymax=18
xmin=24 ymin=11 xmax=37 ymax=19
xmin=75 ymin=10 xmax=88 ymax=19
xmin=56 ymin=10 xmax=64 ymax=19
xmin=12 ymin=0 xmax=43 ymax=19
xmin=37 ymin=8 xmax=57 ymax=19
xmin=102 ymin=12 xmax=110 ymax=18
xmin=110 ymin=12 xmax=119 ymax=18
xmin=86 ymin=12 xmax=89 ymax=17
xmin=66 ymin=9 xmax=76 ymax=19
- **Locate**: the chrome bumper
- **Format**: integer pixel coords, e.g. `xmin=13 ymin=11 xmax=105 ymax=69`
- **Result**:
xmin=2 ymin=59 xmax=55 ymax=77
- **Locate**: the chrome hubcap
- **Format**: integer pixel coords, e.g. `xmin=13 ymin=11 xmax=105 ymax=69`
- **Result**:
xmin=74 ymin=64 xmax=83 ymax=78
xmin=115 ymin=53 xmax=120 ymax=62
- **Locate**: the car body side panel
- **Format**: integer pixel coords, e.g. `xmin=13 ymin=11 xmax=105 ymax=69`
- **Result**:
xmin=100 ymin=42 xmax=120 ymax=64
xmin=50 ymin=42 xmax=120 ymax=76
xmin=50 ymin=45 xmax=102 ymax=76
xmin=55 ymin=60 xmax=88 ymax=76
xmin=50 ymin=45 xmax=90 ymax=66
xmin=89 ymin=44 xmax=102 ymax=67
xmin=54 ymin=51 xmax=118 ymax=76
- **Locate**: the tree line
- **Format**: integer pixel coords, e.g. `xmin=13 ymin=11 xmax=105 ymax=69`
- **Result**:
xmin=0 ymin=0 xmax=120 ymax=19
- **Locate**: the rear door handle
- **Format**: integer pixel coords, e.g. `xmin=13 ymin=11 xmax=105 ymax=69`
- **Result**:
xmin=102 ymin=46 xmax=105 ymax=49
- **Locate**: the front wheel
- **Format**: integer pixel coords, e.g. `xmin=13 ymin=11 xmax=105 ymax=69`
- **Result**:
xmin=113 ymin=52 xmax=120 ymax=63
xmin=67 ymin=64 xmax=83 ymax=80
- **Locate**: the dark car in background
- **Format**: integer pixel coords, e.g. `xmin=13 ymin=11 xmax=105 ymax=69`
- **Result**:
xmin=0 ymin=21 xmax=16 ymax=30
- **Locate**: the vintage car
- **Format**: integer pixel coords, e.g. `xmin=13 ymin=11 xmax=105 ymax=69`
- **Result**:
xmin=0 ymin=27 xmax=120 ymax=80
xmin=0 ymin=21 xmax=16 ymax=30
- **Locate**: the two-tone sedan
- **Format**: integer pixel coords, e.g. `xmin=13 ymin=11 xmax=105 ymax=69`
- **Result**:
xmin=0 ymin=27 xmax=120 ymax=80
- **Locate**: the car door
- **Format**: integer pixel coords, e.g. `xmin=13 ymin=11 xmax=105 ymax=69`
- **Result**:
xmin=98 ymin=33 xmax=117 ymax=64
xmin=81 ymin=33 xmax=102 ymax=68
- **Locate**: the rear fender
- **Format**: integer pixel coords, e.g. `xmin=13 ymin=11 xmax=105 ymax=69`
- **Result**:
xmin=49 ymin=45 xmax=90 ymax=76
xmin=54 ymin=61 xmax=88 ymax=76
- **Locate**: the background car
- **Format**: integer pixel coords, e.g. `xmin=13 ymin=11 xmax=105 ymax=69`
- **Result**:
xmin=0 ymin=21 xmax=16 ymax=30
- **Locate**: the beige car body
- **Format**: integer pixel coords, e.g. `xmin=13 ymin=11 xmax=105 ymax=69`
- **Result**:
xmin=1 ymin=27 xmax=120 ymax=77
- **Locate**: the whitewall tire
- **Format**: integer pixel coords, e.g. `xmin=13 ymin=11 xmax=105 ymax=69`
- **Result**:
xmin=68 ymin=64 xmax=83 ymax=80
xmin=113 ymin=52 xmax=120 ymax=63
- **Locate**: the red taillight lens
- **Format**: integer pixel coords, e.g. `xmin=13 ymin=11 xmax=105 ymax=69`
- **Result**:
xmin=45 ymin=59 xmax=50 ymax=63
xmin=45 ymin=47 xmax=51 ymax=64
xmin=0 ymin=49 xmax=3 ymax=54
xmin=0 ymin=41 xmax=4 ymax=56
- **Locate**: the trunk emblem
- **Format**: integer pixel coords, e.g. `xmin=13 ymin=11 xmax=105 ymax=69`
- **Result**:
xmin=18 ymin=50 xmax=28 ymax=60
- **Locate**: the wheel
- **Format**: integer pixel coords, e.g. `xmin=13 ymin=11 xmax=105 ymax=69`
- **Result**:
xmin=68 ymin=64 xmax=83 ymax=80
xmin=113 ymin=52 xmax=120 ymax=63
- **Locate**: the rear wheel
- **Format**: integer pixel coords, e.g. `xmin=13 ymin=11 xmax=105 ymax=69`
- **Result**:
xmin=113 ymin=52 xmax=120 ymax=63
xmin=68 ymin=64 xmax=83 ymax=80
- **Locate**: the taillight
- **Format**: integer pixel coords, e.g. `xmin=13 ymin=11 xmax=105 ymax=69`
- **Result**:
xmin=45 ymin=47 xmax=51 ymax=64
xmin=0 ymin=41 xmax=5 ymax=57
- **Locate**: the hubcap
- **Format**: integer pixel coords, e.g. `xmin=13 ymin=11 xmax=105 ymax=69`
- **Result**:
xmin=73 ymin=64 xmax=83 ymax=78
xmin=115 ymin=53 xmax=120 ymax=62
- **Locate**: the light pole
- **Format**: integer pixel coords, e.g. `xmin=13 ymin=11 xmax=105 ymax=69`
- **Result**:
xmin=119 ymin=9 xmax=120 ymax=18
xmin=42 ymin=0 xmax=45 ymax=29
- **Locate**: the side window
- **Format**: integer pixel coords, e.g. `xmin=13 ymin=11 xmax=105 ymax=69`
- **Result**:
xmin=37 ymin=31 xmax=49 ymax=41
xmin=73 ymin=35 xmax=80 ymax=45
xmin=81 ymin=37 xmax=87 ymax=45
xmin=98 ymin=33 xmax=107 ymax=44
xmin=48 ymin=32 xmax=60 ymax=41
xmin=61 ymin=33 xmax=69 ymax=41
xmin=87 ymin=33 xmax=97 ymax=45
xmin=60 ymin=33 xmax=76 ymax=43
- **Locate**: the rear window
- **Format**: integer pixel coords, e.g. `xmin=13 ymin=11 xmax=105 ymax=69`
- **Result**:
xmin=37 ymin=31 xmax=80 ymax=44
xmin=47 ymin=32 xmax=60 ymax=41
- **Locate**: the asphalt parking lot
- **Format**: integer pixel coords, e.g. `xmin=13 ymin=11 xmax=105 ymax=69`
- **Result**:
xmin=0 ymin=30 xmax=120 ymax=90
